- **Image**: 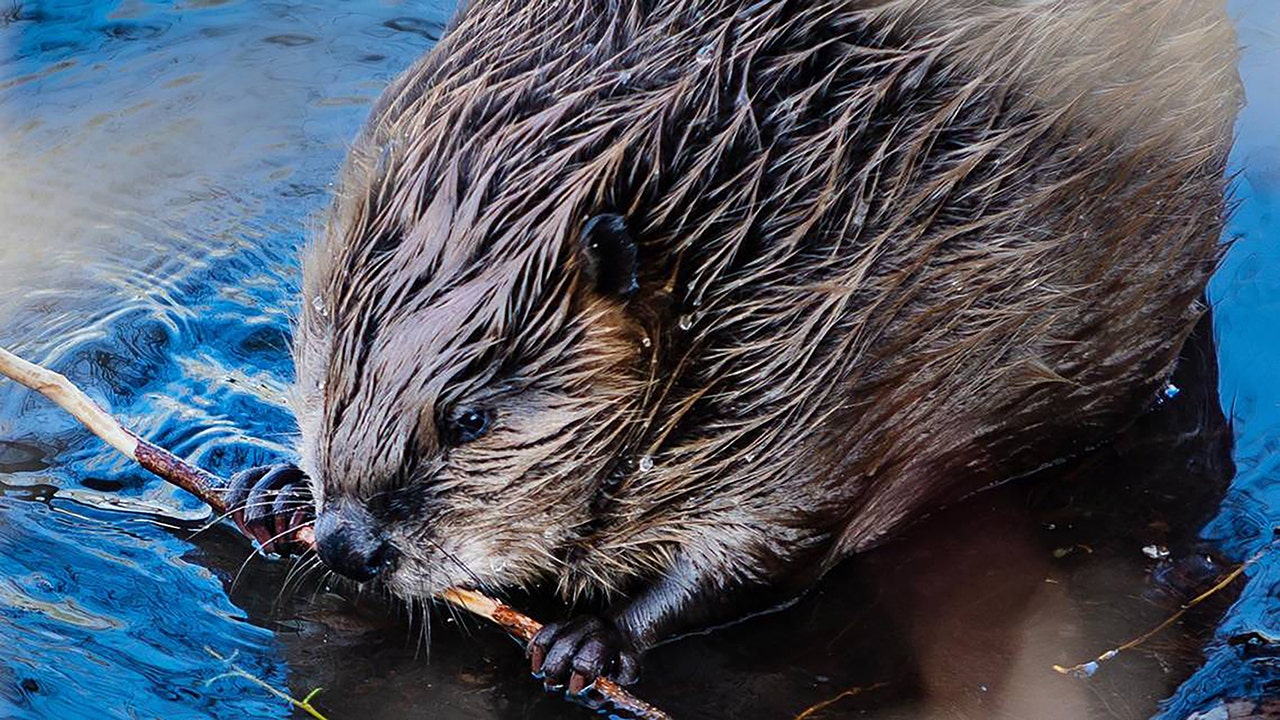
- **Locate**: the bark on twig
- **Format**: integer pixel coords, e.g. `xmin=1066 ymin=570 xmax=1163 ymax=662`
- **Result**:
xmin=1053 ymin=544 xmax=1266 ymax=679
xmin=0 ymin=346 xmax=671 ymax=720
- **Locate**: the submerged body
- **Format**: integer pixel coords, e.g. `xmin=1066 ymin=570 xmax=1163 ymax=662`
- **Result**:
xmin=233 ymin=0 xmax=1240 ymax=689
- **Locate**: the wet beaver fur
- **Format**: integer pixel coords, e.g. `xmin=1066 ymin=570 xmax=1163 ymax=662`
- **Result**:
xmin=229 ymin=0 xmax=1241 ymax=692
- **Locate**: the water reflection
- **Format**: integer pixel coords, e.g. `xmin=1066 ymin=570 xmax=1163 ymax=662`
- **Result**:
xmin=0 ymin=1 xmax=1274 ymax=719
xmin=0 ymin=1 xmax=448 ymax=717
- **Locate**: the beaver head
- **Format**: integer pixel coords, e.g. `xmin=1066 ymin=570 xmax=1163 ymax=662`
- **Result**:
xmin=295 ymin=199 xmax=652 ymax=598
xmin=290 ymin=21 xmax=687 ymax=598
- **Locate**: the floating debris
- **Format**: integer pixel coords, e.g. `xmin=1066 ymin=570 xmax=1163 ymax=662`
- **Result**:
xmin=1143 ymin=544 xmax=1171 ymax=560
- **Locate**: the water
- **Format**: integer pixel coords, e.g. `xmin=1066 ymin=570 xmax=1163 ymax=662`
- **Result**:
xmin=0 ymin=2 xmax=1275 ymax=718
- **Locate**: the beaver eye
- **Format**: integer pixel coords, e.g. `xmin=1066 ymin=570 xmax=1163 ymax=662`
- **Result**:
xmin=443 ymin=408 xmax=492 ymax=445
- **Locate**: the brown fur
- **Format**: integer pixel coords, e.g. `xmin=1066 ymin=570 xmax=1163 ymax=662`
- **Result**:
xmin=291 ymin=0 xmax=1239 ymax=626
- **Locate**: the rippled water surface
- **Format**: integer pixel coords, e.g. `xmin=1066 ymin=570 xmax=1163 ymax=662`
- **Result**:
xmin=0 ymin=2 xmax=1276 ymax=719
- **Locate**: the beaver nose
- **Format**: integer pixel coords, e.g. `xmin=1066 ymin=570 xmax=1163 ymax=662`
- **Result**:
xmin=313 ymin=498 xmax=395 ymax=582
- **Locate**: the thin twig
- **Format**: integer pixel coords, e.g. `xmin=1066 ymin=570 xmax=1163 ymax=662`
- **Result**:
xmin=205 ymin=647 xmax=330 ymax=720
xmin=794 ymin=682 xmax=886 ymax=719
xmin=1053 ymin=543 xmax=1270 ymax=679
xmin=0 ymin=346 xmax=671 ymax=720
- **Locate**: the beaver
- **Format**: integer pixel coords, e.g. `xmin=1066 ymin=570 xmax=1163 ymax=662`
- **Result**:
xmin=227 ymin=0 xmax=1241 ymax=694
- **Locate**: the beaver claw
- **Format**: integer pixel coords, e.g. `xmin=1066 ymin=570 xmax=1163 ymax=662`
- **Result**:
xmin=527 ymin=615 xmax=641 ymax=694
xmin=226 ymin=463 xmax=314 ymax=556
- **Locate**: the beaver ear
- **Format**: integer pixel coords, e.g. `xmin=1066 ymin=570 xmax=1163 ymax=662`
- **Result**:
xmin=578 ymin=213 xmax=639 ymax=298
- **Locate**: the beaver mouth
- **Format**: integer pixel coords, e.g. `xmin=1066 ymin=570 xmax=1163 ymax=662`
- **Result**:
xmin=373 ymin=541 xmax=498 ymax=600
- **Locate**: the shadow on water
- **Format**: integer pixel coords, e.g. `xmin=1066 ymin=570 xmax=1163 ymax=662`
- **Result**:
xmin=0 ymin=1 xmax=1274 ymax=719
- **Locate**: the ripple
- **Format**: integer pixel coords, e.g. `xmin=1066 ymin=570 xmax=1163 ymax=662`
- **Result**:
xmin=101 ymin=23 xmax=169 ymax=42
xmin=382 ymin=16 xmax=444 ymax=41
xmin=261 ymin=34 xmax=315 ymax=47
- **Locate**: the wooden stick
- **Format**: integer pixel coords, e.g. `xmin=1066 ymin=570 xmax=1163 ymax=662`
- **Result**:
xmin=0 ymin=346 xmax=671 ymax=720
xmin=1053 ymin=544 xmax=1266 ymax=679
xmin=438 ymin=588 xmax=670 ymax=717
xmin=205 ymin=647 xmax=331 ymax=720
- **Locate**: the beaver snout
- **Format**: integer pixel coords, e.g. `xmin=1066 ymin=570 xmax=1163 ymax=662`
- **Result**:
xmin=314 ymin=498 xmax=396 ymax=583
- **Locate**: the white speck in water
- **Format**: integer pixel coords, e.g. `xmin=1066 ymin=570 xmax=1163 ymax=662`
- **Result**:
xmin=1142 ymin=544 xmax=1170 ymax=560
xmin=1189 ymin=705 xmax=1231 ymax=720
xmin=695 ymin=43 xmax=715 ymax=65
xmin=311 ymin=295 xmax=328 ymax=317
xmin=678 ymin=313 xmax=695 ymax=331
xmin=638 ymin=455 xmax=654 ymax=472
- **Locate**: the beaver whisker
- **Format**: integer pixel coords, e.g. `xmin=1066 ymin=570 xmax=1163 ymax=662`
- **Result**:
xmin=406 ymin=594 xmax=428 ymax=660
xmin=276 ymin=553 xmax=324 ymax=609
xmin=229 ymin=523 xmax=319 ymax=593
xmin=185 ymin=495 xmax=308 ymax=542
xmin=424 ymin=534 xmax=492 ymax=594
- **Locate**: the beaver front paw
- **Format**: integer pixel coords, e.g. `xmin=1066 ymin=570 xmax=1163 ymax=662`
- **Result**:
xmin=226 ymin=463 xmax=314 ymax=556
xmin=527 ymin=615 xmax=641 ymax=694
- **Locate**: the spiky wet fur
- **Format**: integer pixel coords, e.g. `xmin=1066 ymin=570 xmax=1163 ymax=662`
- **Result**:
xmin=291 ymin=0 xmax=1239 ymax=610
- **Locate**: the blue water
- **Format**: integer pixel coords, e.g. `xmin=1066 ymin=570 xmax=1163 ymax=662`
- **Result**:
xmin=0 ymin=2 xmax=1275 ymax=719
xmin=0 ymin=2 xmax=450 ymax=717
xmin=1156 ymin=2 xmax=1280 ymax=716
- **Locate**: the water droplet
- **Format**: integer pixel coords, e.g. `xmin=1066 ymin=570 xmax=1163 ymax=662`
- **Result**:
xmin=311 ymin=295 xmax=328 ymax=317
xmin=678 ymin=313 xmax=695 ymax=331
xmin=618 ymin=70 xmax=632 ymax=86
xmin=638 ymin=455 xmax=654 ymax=472
xmin=695 ymin=43 xmax=715 ymax=65
xmin=618 ymin=456 xmax=638 ymax=474
xmin=640 ymin=335 xmax=652 ymax=349
xmin=852 ymin=199 xmax=869 ymax=227
xmin=1163 ymin=383 xmax=1181 ymax=399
